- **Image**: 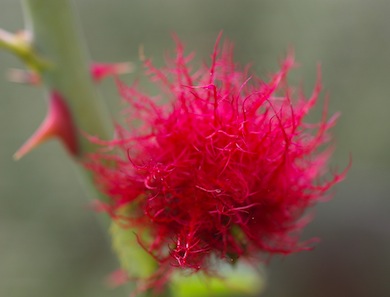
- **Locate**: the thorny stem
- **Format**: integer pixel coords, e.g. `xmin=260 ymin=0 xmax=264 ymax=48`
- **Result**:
xmin=16 ymin=1 xmax=159 ymax=297
xmin=22 ymin=0 xmax=112 ymax=157
xmin=19 ymin=0 xmax=116 ymax=206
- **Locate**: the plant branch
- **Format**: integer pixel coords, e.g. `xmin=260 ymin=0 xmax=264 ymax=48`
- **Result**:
xmin=22 ymin=0 xmax=112 ymax=158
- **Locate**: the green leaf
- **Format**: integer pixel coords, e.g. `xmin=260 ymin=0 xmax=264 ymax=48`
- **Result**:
xmin=110 ymin=211 xmax=157 ymax=278
xmin=170 ymin=262 xmax=266 ymax=297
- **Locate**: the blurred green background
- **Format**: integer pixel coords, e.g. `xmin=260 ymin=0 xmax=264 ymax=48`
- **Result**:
xmin=1 ymin=0 xmax=389 ymax=296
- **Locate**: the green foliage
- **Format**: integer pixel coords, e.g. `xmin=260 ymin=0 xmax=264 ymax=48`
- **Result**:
xmin=170 ymin=262 xmax=265 ymax=297
xmin=110 ymin=210 xmax=157 ymax=278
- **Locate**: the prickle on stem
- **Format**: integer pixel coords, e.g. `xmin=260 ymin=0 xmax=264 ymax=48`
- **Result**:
xmin=14 ymin=91 xmax=79 ymax=160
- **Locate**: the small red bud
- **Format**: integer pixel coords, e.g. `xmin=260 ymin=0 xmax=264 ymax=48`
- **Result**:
xmin=91 ymin=62 xmax=134 ymax=82
xmin=7 ymin=68 xmax=41 ymax=85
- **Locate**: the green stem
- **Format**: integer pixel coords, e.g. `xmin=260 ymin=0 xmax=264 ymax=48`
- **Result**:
xmin=0 ymin=28 xmax=48 ymax=71
xmin=18 ymin=3 xmax=158 ymax=296
xmin=22 ymin=0 xmax=112 ymax=157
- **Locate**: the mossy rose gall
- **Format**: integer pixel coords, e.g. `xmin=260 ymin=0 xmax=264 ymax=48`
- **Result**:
xmin=86 ymin=37 xmax=346 ymax=287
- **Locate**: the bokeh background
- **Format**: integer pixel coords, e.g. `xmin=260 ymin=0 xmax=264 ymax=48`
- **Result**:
xmin=1 ymin=0 xmax=389 ymax=296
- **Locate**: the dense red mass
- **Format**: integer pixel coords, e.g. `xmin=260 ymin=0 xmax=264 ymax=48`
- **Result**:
xmin=87 ymin=37 xmax=345 ymax=274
